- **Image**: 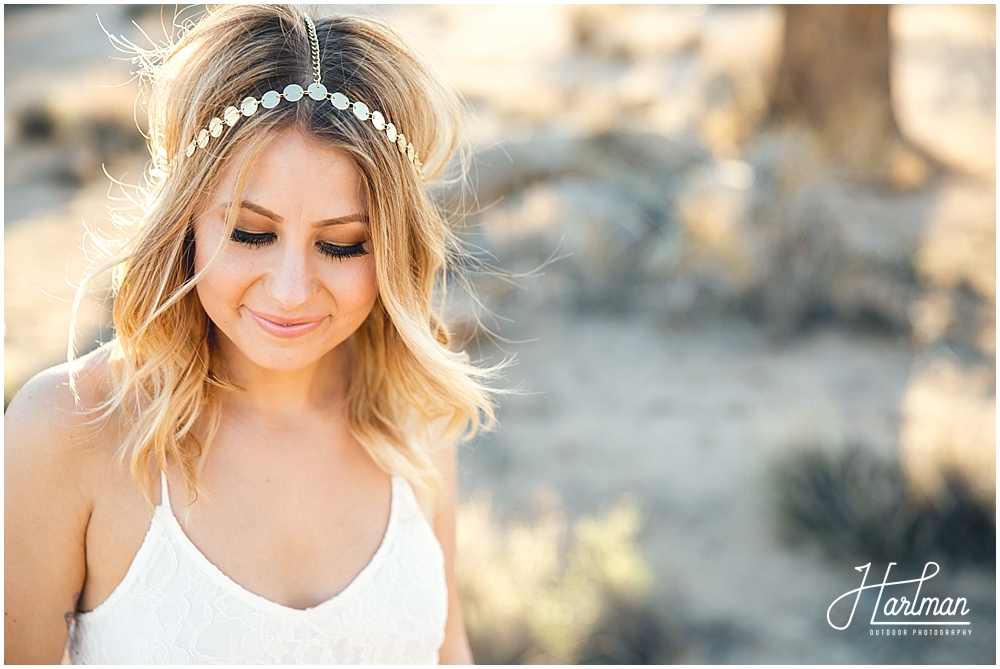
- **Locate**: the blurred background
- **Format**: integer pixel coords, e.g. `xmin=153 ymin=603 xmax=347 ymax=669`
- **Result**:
xmin=4 ymin=4 xmax=995 ymax=663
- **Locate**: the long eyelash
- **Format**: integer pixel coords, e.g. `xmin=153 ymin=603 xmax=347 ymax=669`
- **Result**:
xmin=230 ymin=227 xmax=275 ymax=248
xmin=318 ymin=241 xmax=368 ymax=261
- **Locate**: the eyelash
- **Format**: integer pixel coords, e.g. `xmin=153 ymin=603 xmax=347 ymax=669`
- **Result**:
xmin=230 ymin=228 xmax=273 ymax=248
xmin=229 ymin=227 xmax=368 ymax=260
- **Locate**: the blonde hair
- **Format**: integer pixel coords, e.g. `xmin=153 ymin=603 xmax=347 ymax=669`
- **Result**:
xmin=76 ymin=5 xmax=499 ymax=512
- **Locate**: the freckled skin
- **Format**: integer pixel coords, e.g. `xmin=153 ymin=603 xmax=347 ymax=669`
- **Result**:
xmin=193 ymin=127 xmax=377 ymax=375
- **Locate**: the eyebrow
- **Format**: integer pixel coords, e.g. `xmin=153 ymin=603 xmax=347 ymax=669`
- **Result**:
xmin=227 ymin=200 xmax=369 ymax=227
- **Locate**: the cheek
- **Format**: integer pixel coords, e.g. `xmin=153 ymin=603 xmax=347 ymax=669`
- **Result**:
xmin=192 ymin=217 xmax=222 ymax=274
xmin=195 ymin=258 xmax=241 ymax=315
xmin=328 ymin=257 xmax=378 ymax=315
xmin=192 ymin=222 xmax=247 ymax=319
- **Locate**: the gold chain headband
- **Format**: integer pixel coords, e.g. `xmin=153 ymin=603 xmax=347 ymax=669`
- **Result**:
xmin=183 ymin=14 xmax=424 ymax=179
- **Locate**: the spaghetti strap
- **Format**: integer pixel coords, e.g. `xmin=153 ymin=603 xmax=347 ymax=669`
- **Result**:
xmin=159 ymin=470 xmax=172 ymax=511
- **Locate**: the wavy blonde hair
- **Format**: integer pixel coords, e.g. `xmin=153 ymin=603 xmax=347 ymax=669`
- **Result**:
xmin=74 ymin=5 xmax=499 ymax=512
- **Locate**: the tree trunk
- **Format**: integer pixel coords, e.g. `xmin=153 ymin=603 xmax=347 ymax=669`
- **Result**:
xmin=769 ymin=5 xmax=928 ymax=185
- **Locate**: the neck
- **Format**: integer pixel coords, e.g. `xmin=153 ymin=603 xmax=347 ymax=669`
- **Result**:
xmin=212 ymin=336 xmax=351 ymax=425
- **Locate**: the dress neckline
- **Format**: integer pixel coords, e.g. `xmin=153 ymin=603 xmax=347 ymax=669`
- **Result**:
xmin=157 ymin=473 xmax=401 ymax=616
xmin=78 ymin=472 xmax=400 ymax=620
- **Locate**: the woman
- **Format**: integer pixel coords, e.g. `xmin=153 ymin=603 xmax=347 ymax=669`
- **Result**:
xmin=5 ymin=5 xmax=497 ymax=663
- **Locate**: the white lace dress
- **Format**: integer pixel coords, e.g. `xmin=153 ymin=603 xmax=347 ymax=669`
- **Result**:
xmin=68 ymin=473 xmax=447 ymax=664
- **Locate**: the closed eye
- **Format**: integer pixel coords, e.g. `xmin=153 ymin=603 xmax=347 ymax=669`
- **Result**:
xmin=230 ymin=227 xmax=275 ymax=248
xmin=318 ymin=241 xmax=368 ymax=260
xmin=230 ymin=227 xmax=367 ymax=260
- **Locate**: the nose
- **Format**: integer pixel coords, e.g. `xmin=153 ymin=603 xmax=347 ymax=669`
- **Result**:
xmin=265 ymin=241 xmax=317 ymax=311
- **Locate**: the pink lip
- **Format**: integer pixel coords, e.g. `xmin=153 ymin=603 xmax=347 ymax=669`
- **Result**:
xmin=248 ymin=310 xmax=326 ymax=338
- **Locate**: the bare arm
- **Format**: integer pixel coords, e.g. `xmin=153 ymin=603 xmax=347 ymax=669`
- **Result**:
xmin=4 ymin=368 xmax=93 ymax=663
xmin=430 ymin=425 xmax=475 ymax=664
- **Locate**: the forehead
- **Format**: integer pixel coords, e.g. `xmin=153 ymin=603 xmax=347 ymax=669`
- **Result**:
xmin=211 ymin=127 xmax=367 ymax=220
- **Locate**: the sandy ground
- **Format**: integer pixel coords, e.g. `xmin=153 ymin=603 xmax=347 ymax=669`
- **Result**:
xmin=5 ymin=4 xmax=995 ymax=664
xmin=460 ymin=309 xmax=994 ymax=662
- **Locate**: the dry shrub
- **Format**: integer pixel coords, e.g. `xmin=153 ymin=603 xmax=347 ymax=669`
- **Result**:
xmin=457 ymin=493 xmax=661 ymax=664
xmin=770 ymin=444 xmax=995 ymax=566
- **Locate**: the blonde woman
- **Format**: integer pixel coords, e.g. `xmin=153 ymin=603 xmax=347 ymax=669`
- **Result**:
xmin=5 ymin=5 xmax=497 ymax=663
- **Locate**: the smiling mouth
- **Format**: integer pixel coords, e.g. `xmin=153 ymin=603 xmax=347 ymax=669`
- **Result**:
xmin=248 ymin=310 xmax=326 ymax=338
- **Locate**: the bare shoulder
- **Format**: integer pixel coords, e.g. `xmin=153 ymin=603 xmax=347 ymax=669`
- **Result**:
xmin=4 ymin=345 xmax=123 ymax=662
xmin=425 ymin=414 xmax=461 ymax=516
xmin=427 ymin=414 xmax=462 ymax=454
xmin=5 ymin=344 xmax=122 ymax=485
xmin=425 ymin=413 xmax=475 ymax=663
xmin=427 ymin=415 xmax=460 ymax=471
xmin=7 ymin=343 xmax=117 ymax=415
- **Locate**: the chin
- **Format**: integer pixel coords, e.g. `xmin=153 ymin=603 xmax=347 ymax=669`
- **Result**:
xmin=213 ymin=322 xmax=344 ymax=374
xmin=244 ymin=336 xmax=346 ymax=371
